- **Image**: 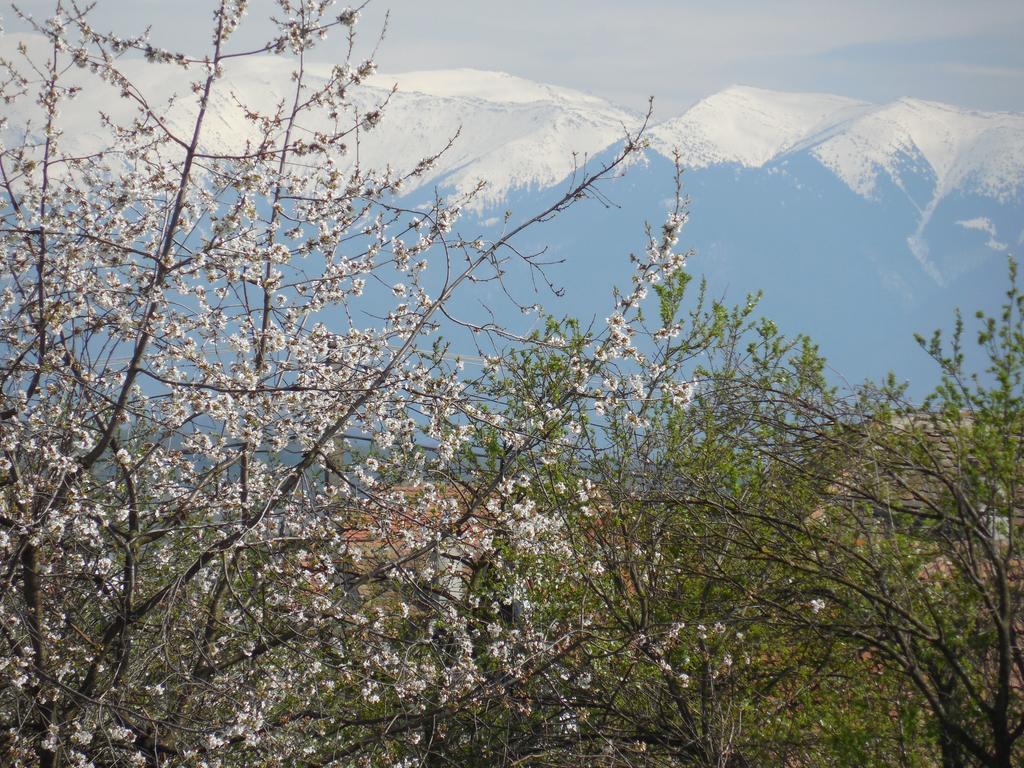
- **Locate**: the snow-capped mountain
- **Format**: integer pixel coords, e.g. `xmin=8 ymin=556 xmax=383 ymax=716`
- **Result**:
xmin=3 ymin=31 xmax=1022 ymax=389
xmin=345 ymin=71 xmax=1020 ymax=390
xmin=0 ymin=34 xmax=638 ymax=209
xmin=360 ymin=75 xmax=1024 ymax=299
xmin=5 ymin=31 xmax=1021 ymax=218
xmin=350 ymin=74 xmax=1024 ymax=225
xmin=357 ymin=69 xmax=639 ymax=207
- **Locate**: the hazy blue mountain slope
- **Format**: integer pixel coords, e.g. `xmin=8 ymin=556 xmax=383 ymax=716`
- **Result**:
xmin=426 ymin=145 xmax=1012 ymax=394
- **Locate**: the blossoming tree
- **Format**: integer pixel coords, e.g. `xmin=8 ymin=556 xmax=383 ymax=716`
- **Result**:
xmin=0 ymin=2 xmax=660 ymax=764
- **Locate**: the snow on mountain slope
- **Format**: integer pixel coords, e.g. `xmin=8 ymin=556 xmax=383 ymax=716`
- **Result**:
xmin=808 ymin=98 xmax=1024 ymax=201
xmin=356 ymin=72 xmax=638 ymax=205
xmin=780 ymin=96 xmax=1024 ymax=283
xmin=649 ymin=86 xmax=870 ymax=169
xmin=645 ymin=85 xmax=1024 ymax=207
xmin=343 ymin=68 xmax=639 ymax=206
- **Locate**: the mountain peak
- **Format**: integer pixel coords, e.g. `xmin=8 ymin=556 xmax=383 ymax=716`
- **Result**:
xmin=650 ymin=85 xmax=868 ymax=169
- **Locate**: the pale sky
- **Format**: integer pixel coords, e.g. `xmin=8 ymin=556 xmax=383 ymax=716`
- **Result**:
xmin=5 ymin=0 xmax=1024 ymax=117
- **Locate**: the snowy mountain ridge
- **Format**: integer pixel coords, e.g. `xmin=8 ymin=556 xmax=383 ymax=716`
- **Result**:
xmin=2 ymin=32 xmax=1022 ymax=211
xmin=353 ymin=66 xmax=1024 ymax=208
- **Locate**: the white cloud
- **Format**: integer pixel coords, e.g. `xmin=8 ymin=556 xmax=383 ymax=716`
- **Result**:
xmin=957 ymin=217 xmax=1008 ymax=250
xmin=958 ymin=216 xmax=997 ymax=234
